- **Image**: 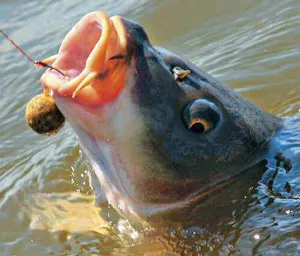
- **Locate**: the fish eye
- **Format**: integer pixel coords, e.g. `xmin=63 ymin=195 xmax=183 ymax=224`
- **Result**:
xmin=182 ymin=99 xmax=221 ymax=134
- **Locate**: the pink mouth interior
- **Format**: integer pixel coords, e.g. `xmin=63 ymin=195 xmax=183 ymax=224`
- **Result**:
xmin=55 ymin=20 xmax=102 ymax=79
xmin=41 ymin=12 xmax=129 ymax=105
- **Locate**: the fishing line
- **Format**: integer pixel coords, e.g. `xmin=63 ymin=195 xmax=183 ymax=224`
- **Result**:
xmin=0 ymin=29 xmax=65 ymax=76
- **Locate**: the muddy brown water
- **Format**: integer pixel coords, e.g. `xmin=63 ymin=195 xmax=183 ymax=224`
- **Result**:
xmin=0 ymin=0 xmax=299 ymax=255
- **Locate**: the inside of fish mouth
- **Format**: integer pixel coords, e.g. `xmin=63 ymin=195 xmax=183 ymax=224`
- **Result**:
xmin=57 ymin=20 xmax=104 ymax=79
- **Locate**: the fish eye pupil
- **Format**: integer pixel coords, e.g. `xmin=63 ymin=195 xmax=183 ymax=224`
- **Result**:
xmin=182 ymin=99 xmax=221 ymax=135
xmin=190 ymin=122 xmax=205 ymax=133
xmin=188 ymin=118 xmax=212 ymax=133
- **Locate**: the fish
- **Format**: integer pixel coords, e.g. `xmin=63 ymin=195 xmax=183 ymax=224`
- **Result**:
xmin=40 ymin=11 xmax=281 ymax=224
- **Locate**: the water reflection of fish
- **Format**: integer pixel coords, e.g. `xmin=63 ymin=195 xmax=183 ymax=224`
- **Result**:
xmin=40 ymin=11 xmax=283 ymax=225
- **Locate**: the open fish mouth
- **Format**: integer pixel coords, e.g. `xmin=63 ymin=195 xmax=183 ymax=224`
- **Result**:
xmin=41 ymin=11 xmax=130 ymax=105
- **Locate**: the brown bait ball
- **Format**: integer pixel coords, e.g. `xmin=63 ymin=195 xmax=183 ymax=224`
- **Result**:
xmin=25 ymin=94 xmax=65 ymax=135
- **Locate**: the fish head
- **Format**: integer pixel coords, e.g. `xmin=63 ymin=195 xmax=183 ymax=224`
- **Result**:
xmin=41 ymin=11 xmax=280 ymax=220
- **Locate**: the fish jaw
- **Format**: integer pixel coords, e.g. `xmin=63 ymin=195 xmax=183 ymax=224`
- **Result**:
xmin=41 ymin=11 xmax=130 ymax=106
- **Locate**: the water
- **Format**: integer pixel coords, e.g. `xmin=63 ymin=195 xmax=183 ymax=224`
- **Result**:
xmin=0 ymin=0 xmax=299 ymax=255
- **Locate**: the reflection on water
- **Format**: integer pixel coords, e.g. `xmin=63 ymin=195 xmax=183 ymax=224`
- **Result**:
xmin=0 ymin=0 xmax=299 ymax=255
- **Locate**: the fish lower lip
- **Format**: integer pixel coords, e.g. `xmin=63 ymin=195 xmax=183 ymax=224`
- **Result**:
xmin=40 ymin=11 xmax=129 ymax=106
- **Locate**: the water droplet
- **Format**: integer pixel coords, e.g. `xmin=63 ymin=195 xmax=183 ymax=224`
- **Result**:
xmin=131 ymin=231 xmax=139 ymax=240
xmin=285 ymin=209 xmax=292 ymax=215
xmin=253 ymin=233 xmax=260 ymax=240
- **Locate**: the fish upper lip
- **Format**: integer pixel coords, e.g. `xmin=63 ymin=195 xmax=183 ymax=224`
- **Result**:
xmin=40 ymin=11 xmax=130 ymax=106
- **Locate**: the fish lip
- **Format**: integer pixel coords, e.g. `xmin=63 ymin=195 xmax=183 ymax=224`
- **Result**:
xmin=40 ymin=11 xmax=130 ymax=106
